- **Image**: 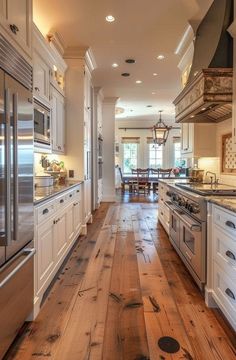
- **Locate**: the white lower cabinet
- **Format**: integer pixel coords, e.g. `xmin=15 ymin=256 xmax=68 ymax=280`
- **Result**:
xmin=34 ymin=184 xmax=83 ymax=318
xmin=158 ymin=182 xmax=170 ymax=235
xmin=206 ymin=203 xmax=236 ymax=331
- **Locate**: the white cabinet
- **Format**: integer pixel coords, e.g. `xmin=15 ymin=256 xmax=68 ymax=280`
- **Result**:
xmin=53 ymin=211 xmax=67 ymax=264
xmin=36 ymin=218 xmax=54 ymax=293
xmin=181 ymin=123 xmax=216 ymax=158
xmin=158 ymin=182 xmax=171 ymax=235
xmin=33 ymin=52 xmax=50 ymax=105
xmin=51 ymin=86 xmax=65 ymax=154
xmin=0 ymin=0 xmax=32 ymax=59
xmin=73 ymin=198 xmax=82 ymax=234
xmin=34 ymin=184 xmax=83 ymax=318
xmin=84 ymin=179 xmax=91 ymax=222
xmin=206 ymin=203 xmax=236 ymax=331
xmin=181 ymin=123 xmax=193 ymax=154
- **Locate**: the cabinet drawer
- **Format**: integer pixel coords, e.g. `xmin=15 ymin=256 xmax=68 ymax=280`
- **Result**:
xmin=213 ymin=205 xmax=236 ymax=237
xmin=213 ymin=226 xmax=236 ymax=278
xmin=54 ymin=194 xmax=67 ymax=209
xmin=36 ymin=200 xmax=55 ymax=225
xmin=213 ymin=262 xmax=236 ymax=324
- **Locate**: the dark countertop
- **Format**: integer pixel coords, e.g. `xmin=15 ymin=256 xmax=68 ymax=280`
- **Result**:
xmin=34 ymin=180 xmax=83 ymax=205
xmin=207 ymin=197 xmax=236 ymax=214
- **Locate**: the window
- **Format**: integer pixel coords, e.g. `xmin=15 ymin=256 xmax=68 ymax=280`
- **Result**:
xmin=123 ymin=143 xmax=138 ymax=172
xmin=174 ymin=142 xmax=181 ymax=167
xmin=149 ymin=144 xmax=163 ymax=168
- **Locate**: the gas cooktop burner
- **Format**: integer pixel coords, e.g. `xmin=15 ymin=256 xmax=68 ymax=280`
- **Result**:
xmin=175 ymin=183 xmax=236 ymax=196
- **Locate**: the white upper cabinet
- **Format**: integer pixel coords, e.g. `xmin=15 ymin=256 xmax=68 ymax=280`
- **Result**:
xmin=51 ymin=86 xmax=65 ymax=154
xmin=0 ymin=0 xmax=32 ymax=59
xmin=33 ymin=52 xmax=50 ymax=105
xmin=181 ymin=123 xmax=193 ymax=154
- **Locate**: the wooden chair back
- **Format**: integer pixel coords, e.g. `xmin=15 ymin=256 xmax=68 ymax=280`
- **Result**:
xmin=158 ymin=168 xmax=172 ymax=177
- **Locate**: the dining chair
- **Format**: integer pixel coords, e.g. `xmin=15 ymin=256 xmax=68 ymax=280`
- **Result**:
xmin=158 ymin=168 xmax=172 ymax=177
xmin=150 ymin=168 xmax=159 ymax=193
xmin=118 ymin=167 xmax=133 ymax=193
xmin=133 ymin=168 xmax=150 ymax=195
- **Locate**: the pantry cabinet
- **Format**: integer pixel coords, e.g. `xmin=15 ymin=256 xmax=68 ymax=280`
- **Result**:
xmin=0 ymin=0 xmax=32 ymax=59
xmin=51 ymin=86 xmax=65 ymax=154
xmin=181 ymin=123 xmax=216 ymax=158
xmin=34 ymin=184 xmax=83 ymax=318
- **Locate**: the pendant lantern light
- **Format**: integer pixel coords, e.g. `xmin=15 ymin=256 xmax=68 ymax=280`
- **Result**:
xmin=152 ymin=110 xmax=172 ymax=146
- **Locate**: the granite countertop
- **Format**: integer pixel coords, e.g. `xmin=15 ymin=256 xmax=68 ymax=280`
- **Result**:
xmin=34 ymin=180 xmax=83 ymax=205
xmin=207 ymin=197 xmax=236 ymax=214
xmin=158 ymin=178 xmax=190 ymax=185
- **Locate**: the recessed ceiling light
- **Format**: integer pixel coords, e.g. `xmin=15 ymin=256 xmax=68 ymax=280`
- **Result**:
xmin=152 ymin=92 xmax=156 ymax=95
xmin=125 ymin=59 xmax=136 ymax=64
xmin=136 ymin=80 xmax=142 ymax=84
xmin=153 ymin=73 xmax=158 ymax=76
xmin=157 ymin=55 xmax=165 ymax=60
xmin=147 ymin=105 xmax=152 ymax=108
xmin=121 ymin=73 xmax=130 ymax=77
xmin=106 ymin=15 xmax=115 ymax=22
xmin=112 ymin=63 xmax=119 ymax=68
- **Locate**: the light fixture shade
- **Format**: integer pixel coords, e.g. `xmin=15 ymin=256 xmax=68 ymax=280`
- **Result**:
xmin=152 ymin=111 xmax=171 ymax=146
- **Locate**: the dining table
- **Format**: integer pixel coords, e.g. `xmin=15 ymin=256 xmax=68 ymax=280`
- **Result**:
xmin=122 ymin=173 xmax=189 ymax=193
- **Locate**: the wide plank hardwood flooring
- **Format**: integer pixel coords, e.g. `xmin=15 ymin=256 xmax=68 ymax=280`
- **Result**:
xmin=5 ymin=201 xmax=236 ymax=360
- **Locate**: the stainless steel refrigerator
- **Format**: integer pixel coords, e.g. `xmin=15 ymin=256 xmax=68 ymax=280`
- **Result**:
xmin=0 ymin=35 xmax=35 ymax=359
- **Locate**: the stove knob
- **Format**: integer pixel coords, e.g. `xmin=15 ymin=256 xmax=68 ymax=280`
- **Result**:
xmin=188 ymin=204 xmax=193 ymax=212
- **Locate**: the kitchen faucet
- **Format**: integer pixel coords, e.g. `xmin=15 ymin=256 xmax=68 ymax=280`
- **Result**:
xmin=206 ymin=171 xmax=218 ymax=185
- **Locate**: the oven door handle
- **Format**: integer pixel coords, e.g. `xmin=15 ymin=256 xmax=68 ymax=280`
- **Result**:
xmin=173 ymin=209 xmax=202 ymax=232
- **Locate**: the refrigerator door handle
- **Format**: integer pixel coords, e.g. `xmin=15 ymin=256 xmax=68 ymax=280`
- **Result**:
xmin=4 ymin=89 xmax=11 ymax=246
xmin=13 ymin=93 xmax=18 ymax=241
xmin=0 ymin=248 xmax=35 ymax=288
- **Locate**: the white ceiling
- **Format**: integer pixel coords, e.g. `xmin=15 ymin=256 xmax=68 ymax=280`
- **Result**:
xmin=33 ymin=0 xmax=213 ymax=124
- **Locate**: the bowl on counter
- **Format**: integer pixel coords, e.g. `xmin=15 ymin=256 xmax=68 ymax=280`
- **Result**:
xmin=35 ymin=175 xmax=54 ymax=188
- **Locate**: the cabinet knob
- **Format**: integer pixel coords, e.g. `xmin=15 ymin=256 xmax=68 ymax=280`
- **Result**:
xmin=76 ymin=190 xmax=80 ymax=193
xmin=69 ymin=194 xmax=72 ymax=198
xmin=60 ymin=199 xmax=64 ymax=204
xmin=225 ymin=220 xmax=235 ymax=229
xmin=225 ymin=250 xmax=236 ymax=260
xmin=9 ymin=24 xmax=19 ymax=34
xmin=42 ymin=208 xmax=49 ymax=215
xmin=34 ymin=87 xmax=40 ymax=92
xmin=225 ymin=288 xmax=235 ymax=300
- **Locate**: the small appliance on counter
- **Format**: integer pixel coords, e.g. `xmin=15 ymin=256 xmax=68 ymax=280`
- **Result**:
xmin=35 ymin=175 xmax=54 ymax=187
xmin=189 ymin=167 xmax=204 ymax=183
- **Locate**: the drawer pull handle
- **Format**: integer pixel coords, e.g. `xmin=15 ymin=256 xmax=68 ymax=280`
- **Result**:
xmin=225 ymin=250 xmax=236 ymax=260
xmin=225 ymin=220 xmax=235 ymax=229
xmin=73 ymin=202 xmax=79 ymax=206
xmin=69 ymin=194 xmax=72 ymax=198
xmin=76 ymin=190 xmax=80 ymax=193
xmin=43 ymin=208 xmax=49 ymax=215
xmin=225 ymin=288 xmax=235 ymax=300
xmin=60 ymin=199 xmax=64 ymax=204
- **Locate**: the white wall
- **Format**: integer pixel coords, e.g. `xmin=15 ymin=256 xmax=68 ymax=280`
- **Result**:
xmin=198 ymin=118 xmax=236 ymax=186
xmin=115 ymin=119 xmax=181 ymax=170
xmin=102 ymin=97 xmax=118 ymax=201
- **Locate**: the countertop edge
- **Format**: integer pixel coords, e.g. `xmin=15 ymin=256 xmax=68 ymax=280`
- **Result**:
xmin=207 ymin=198 xmax=236 ymax=214
xmin=34 ymin=180 xmax=84 ymax=206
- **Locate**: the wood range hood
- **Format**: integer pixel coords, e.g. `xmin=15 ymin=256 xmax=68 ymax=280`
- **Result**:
xmin=173 ymin=0 xmax=233 ymax=124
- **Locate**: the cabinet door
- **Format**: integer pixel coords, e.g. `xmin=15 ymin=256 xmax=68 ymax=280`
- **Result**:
xmin=37 ymin=219 xmax=54 ymax=292
xmin=53 ymin=212 xmax=67 ymax=263
xmin=0 ymin=0 xmax=32 ymax=57
xmin=51 ymin=87 xmax=65 ymax=154
xmin=33 ymin=52 xmax=50 ymax=104
xmin=66 ymin=203 xmax=75 ymax=244
xmin=181 ymin=123 xmax=193 ymax=155
xmin=84 ymin=179 xmax=91 ymax=220
xmin=73 ymin=197 xmax=82 ymax=235
xmin=84 ymin=65 xmax=91 ymax=111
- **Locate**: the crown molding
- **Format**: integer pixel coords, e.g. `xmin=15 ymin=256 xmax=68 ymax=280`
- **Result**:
xmin=103 ymin=97 xmax=119 ymax=105
xmin=64 ymin=46 xmax=97 ymax=72
xmin=47 ymin=30 xmax=65 ymax=56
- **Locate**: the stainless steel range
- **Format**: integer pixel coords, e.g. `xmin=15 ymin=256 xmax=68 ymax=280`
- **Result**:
xmin=165 ymin=182 xmax=236 ymax=290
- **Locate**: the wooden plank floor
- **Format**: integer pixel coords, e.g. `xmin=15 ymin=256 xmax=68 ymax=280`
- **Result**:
xmin=5 ymin=201 xmax=236 ymax=360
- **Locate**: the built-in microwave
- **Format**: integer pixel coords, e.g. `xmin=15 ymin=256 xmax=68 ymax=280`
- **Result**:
xmin=34 ymin=99 xmax=51 ymax=147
